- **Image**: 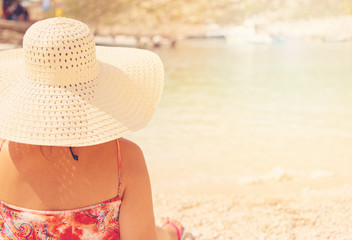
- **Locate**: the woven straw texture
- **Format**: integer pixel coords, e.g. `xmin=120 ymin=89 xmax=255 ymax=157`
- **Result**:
xmin=0 ymin=17 xmax=164 ymax=146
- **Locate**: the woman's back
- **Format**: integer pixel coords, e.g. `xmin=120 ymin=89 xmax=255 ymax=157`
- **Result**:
xmin=0 ymin=139 xmax=122 ymax=211
xmin=0 ymin=139 xmax=125 ymax=239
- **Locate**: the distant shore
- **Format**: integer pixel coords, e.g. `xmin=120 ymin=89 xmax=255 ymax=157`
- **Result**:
xmin=93 ymin=14 xmax=352 ymax=42
xmin=1 ymin=15 xmax=352 ymax=49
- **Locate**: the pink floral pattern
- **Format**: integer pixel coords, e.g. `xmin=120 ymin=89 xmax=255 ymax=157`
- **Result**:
xmin=0 ymin=196 xmax=121 ymax=239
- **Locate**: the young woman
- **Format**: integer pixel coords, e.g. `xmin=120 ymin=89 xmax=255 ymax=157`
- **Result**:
xmin=0 ymin=17 xmax=194 ymax=240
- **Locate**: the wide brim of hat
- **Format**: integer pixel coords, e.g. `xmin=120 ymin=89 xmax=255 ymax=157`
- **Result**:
xmin=0 ymin=46 xmax=164 ymax=146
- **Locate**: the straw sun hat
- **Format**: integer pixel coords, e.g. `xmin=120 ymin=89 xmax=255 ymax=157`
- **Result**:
xmin=0 ymin=17 xmax=164 ymax=146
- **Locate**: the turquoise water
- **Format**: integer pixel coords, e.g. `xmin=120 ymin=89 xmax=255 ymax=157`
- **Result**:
xmin=130 ymin=39 xmax=352 ymax=195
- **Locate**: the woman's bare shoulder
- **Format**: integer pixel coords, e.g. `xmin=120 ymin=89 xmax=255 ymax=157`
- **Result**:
xmin=118 ymin=138 xmax=144 ymax=158
xmin=118 ymin=138 xmax=148 ymax=181
xmin=118 ymin=138 xmax=145 ymax=165
xmin=118 ymin=137 xmax=141 ymax=149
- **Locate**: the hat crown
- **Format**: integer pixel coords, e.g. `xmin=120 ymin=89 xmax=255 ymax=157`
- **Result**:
xmin=23 ymin=17 xmax=98 ymax=86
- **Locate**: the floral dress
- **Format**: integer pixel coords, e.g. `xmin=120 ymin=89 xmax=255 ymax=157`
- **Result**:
xmin=0 ymin=196 xmax=121 ymax=239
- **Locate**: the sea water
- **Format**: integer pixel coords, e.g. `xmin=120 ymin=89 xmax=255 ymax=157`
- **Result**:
xmin=129 ymin=39 xmax=352 ymax=196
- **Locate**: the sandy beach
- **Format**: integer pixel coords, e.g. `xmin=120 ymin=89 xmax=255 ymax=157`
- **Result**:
xmin=152 ymin=185 xmax=352 ymax=239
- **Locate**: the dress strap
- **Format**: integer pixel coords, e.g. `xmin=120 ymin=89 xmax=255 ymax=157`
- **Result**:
xmin=116 ymin=139 xmax=122 ymax=198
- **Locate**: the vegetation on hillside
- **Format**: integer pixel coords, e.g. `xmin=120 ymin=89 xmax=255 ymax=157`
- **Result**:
xmin=61 ymin=0 xmax=352 ymax=28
